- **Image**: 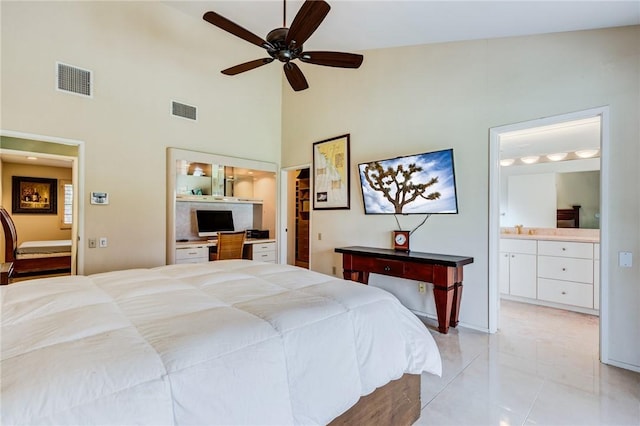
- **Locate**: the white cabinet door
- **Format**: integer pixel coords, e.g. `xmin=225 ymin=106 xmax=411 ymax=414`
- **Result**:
xmin=509 ymin=253 xmax=537 ymax=299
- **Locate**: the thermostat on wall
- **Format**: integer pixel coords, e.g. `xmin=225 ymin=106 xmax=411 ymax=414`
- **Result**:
xmin=90 ymin=192 xmax=109 ymax=205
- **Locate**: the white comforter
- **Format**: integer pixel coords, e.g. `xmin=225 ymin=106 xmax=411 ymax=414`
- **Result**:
xmin=1 ymin=260 xmax=441 ymax=425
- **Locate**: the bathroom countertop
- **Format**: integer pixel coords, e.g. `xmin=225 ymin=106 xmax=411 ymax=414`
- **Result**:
xmin=500 ymin=233 xmax=600 ymax=243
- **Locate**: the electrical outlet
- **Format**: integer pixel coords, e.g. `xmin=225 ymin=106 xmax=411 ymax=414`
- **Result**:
xmin=88 ymin=238 xmax=96 ymax=248
xmin=99 ymin=237 xmax=108 ymax=248
xmin=418 ymin=282 xmax=426 ymax=293
xmin=332 ymin=266 xmax=336 ymax=275
xmin=318 ymin=233 xmax=322 ymax=241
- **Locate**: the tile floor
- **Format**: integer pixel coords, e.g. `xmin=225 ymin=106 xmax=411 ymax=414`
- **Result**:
xmin=416 ymin=300 xmax=640 ymax=425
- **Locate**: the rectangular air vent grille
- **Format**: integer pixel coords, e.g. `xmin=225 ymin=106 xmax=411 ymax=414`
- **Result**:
xmin=172 ymin=101 xmax=197 ymax=121
xmin=57 ymin=62 xmax=92 ymax=97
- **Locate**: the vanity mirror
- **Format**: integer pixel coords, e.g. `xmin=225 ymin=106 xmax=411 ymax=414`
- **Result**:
xmin=499 ymin=116 xmax=601 ymax=230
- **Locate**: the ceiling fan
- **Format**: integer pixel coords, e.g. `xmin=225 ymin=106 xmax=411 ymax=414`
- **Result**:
xmin=203 ymin=0 xmax=364 ymax=92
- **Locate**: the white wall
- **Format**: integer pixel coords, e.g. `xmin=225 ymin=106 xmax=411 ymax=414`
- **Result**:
xmin=1 ymin=2 xmax=282 ymax=273
xmin=281 ymin=26 xmax=640 ymax=369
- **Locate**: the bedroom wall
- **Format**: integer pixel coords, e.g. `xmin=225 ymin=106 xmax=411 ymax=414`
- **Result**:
xmin=281 ymin=26 xmax=640 ymax=369
xmin=1 ymin=2 xmax=282 ymax=274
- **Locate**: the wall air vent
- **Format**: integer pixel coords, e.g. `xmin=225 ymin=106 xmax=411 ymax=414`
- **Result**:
xmin=171 ymin=101 xmax=198 ymax=121
xmin=56 ymin=62 xmax=92 ymax=97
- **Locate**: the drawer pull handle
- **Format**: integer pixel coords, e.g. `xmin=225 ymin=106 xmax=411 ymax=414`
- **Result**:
xmin=561 ymin=291 xmax=567 ymax=295
xmin=562 ymin=268 xmax=566 ymax=271
xmin=384 ymin=266 xmax=391 ymax=271
xmin=562 ymin=248 xmax=566 ymax=251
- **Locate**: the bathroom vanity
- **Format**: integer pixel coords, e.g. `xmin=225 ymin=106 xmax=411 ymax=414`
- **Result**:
xmin=499 ymin=228 xmax=600 ymax=315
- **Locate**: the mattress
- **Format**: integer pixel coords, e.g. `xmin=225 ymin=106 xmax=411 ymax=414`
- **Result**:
xmin=1 ymin=260 xmax=441 ymax=425
xmin=16 ymin=239 xmax=72 ymax=255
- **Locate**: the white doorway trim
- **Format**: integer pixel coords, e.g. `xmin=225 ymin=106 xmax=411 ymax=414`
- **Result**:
xmin=279 ymin=164 xmax=311 ymax=266
xmin=0 ymin=129 xmax=85 ymax=275
xmin=488 ymin=106 xmax=610 ymax=363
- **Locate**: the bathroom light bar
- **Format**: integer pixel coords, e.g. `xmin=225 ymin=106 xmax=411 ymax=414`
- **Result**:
xmin=546 ymin=152 xmax=568 ymax=161
xmin=520 ymin=155 xmax=539 ymax=164
xmin=575 ymin=149 xmax=599 ymax=158
xmin=500 ymin=158 xmax=515 ymax=166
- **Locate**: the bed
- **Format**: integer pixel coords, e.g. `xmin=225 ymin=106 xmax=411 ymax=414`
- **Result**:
xmin=557 ymin=205 xmax=581 ymax=228
xmin=1 ymin=260 xmax=442 ymax=425
xmin=0 ymin=206 xmax=71 ymax=280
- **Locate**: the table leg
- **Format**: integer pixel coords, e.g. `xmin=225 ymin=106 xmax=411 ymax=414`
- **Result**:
xmin=343 ymin=270 xmax=369 ymax=284
xmin=433 ymin=284 xmax=455 ymax=334
xmin=449 ymin=282 xmax=463 ymax=328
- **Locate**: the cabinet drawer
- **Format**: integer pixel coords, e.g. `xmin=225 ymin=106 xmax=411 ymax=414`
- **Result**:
xmin=538 ymin=278 xmax=593 ymax=308
xmin=252 ymin=242 xmax=276 ymax=253
xmin=351 ymin=256 xmax=404 ymax=276
xmin=538 ymin=256 xmax=593 ymax=283
xmin=176 ymin=257 xmax=207 ymax=265
xmin=537 ymin=241 xmax=593 ymax=259
xmin=252 ymin=250 xmax=276 ymax=262
xmin=176 ymin=246 xmax=208 ymax=260
xmin=500 ymin=239 xmax=537 ymax=255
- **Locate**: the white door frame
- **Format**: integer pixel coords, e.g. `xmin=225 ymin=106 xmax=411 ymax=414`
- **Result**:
xmin=0 ymin=129 xmax=85 ymax=275
xmin=488 ymin=106 xmax=610 ymax=363
xmin=279 ymin=164 xmax=311 ymax=265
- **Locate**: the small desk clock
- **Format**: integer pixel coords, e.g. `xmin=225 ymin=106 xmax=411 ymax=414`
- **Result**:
xmin=393 ymin=230 xmax=410 ymax=251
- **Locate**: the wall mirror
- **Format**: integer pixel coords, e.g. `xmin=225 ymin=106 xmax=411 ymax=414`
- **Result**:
xmin=499 ymin=117 xmax=601 ymax=229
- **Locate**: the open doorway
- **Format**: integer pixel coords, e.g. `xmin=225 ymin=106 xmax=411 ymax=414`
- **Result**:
xmin=0 ymin=131 xmax=83 ymax=277
xmin=489 ymin=107 xmax=610 ymax=361
xmin=281 ymin=166 xmax=310 ymax=269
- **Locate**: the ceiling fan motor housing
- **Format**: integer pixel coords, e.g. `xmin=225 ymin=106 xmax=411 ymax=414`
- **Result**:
xmin=267 ymin=28 xmax=303 ymax=62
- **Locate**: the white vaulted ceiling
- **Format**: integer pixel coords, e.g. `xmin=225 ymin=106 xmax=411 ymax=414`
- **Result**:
xmin=166 ymin=0 xmax=639 ymax=52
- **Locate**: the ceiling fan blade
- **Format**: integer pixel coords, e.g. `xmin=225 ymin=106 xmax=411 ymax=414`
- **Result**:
xmin=299 ymin=51 xmax=364 ymax=68
xmin=285 ymin=0 xmax=330 ymax=47
xmin=283 ymin=62 xmax=309 ymax=91
xmin=203 ymin=11 xmax=272 ymax=49
xmin=221 ymin=58 xmax=275 ymax=76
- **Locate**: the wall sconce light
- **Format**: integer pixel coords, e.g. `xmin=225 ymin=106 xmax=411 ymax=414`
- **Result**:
xmin=575 ymin=149 xmax=599 ymax=158
xmin=546 ymin=152 xmax=568 ymax=161
xmin=500 ymin=158 xmax=515 ymax=166
xmin=520 ymin=155 xmax=540 ymax=164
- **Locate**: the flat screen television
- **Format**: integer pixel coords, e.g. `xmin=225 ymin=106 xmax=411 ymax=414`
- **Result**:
xmin=358 ymin=148 xmax=459 ymax=214
xmin=196 ymin=210 xmax=234 ymax=237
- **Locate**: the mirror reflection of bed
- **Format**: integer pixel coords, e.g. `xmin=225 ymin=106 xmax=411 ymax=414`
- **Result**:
xmin=0 ymin=206 xmax=71 ymax=283
xmin=557 ymin=205 xmax=580 ymax=228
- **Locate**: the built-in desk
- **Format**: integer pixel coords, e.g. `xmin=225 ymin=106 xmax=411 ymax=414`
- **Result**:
xmin=176 ymin=239 xmax=276 ymax=264
xmin=335 ymin=246 xmax=474 ymax=334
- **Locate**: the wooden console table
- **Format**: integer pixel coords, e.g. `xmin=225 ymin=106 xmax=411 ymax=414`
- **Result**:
xmin=335 ymin=246 xmax=474 ymax=334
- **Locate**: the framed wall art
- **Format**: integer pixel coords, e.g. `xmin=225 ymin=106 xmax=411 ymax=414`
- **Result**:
xmin=313 ymin=134 xmax=351 ymax=210
xmin=12 ymin=176 xmax=58 ymax=214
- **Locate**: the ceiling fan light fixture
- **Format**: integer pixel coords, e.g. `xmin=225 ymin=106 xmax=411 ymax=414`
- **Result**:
xmin=546 ymin=152 xmax=568 ymax=161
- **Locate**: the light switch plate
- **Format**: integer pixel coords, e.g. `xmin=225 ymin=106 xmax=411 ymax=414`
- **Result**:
xmin=99 ymin=237 xmax=108 ymax=248
xmin=619 ymin=252 xmax=632 ymax=268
